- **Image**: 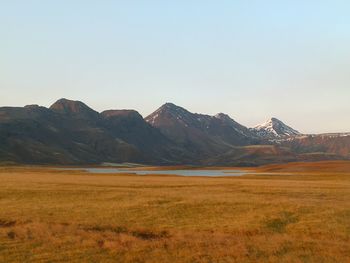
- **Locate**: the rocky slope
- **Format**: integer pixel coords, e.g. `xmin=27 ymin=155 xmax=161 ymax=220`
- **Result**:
xmin=0 ymin=99 xmax=181 ymax=164
xmin=0 ymin=99 xmax=349 ymax=165
xmin=145 ymin=103 xmax=258 ymax=158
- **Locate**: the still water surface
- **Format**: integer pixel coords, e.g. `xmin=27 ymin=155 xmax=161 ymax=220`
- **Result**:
xmin=60 ymin=168 xmax=248 ymax=177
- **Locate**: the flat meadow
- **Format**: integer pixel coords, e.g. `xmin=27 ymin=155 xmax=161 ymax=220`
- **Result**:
xmin=0 ymin=161 xmax=349 ymax=262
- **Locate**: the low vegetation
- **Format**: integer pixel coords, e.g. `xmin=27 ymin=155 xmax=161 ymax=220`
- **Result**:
xmin=0 ymin=161 xmax=349 ymax=262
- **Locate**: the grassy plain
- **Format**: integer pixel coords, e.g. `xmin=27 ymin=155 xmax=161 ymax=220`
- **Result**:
xmin=0 ymin=161 xmax=349 ymax=262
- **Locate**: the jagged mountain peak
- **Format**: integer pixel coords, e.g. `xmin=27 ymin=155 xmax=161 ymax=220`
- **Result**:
xmin=1 ymin=98 xmax=349 ymax=165
xmin=163 ymin=102 xmax=179 ymax=108
xmin=214 ymin=113 xmax=230 ymax=120
xmin=145 ymin=102 xmax=192 ymax=125
xmin=50 ymin=98 xmax=90 ymax=111
xmin=159 ymin=102 xmax=189 ymax=114
xmin=50 ymin=98 xmax=98 ymax=118
xmin=214 ymin=113 xmax=256 ymax=138
xmin=145 ymin=103 xmax=257 ymax=151
xmin=253 ymin=117 xmax=300 ymax=138
xmin=255 ymin=117 xmax=288 ymax=128
xmin=214 ymin=112 xmax=241 ymax=127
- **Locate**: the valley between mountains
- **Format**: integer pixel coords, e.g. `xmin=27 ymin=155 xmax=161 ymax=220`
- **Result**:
xmin=0 ymin=98 xmax=349 ymax=165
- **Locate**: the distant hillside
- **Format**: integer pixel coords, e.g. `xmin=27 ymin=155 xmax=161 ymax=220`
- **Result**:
xmin=0 ymin=99 xmax=349 ymax=166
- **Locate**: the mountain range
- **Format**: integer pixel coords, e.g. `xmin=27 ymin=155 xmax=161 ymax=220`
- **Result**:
xmin=0 ymin=98 xmax=349 ymax=166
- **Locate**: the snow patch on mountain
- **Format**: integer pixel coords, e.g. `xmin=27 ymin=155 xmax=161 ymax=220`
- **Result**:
xmin=252 ymin=117 xmax=300 ymax=138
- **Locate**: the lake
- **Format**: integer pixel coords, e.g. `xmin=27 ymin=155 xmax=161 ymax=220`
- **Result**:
xmin=59 ymin=168 xmax=248 ymax=177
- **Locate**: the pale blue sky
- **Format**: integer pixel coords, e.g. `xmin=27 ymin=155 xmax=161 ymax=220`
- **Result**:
xmin=1 ymin=1 xmax=349 ymax=133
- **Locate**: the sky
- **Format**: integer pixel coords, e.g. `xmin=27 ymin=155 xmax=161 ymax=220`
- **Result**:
xmin=1 ymin=1 xmax=349 ymax=133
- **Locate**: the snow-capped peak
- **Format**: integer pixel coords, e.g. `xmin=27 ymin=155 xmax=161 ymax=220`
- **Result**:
xmin=252 ymin=117 xmax=300 ymax=138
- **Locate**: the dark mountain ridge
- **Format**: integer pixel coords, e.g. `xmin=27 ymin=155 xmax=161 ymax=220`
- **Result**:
xmin=0 ymin=99 xmax=349 ymax=166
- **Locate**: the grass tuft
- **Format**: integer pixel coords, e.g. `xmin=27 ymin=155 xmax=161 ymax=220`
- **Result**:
xmin=264 ymin=211 xmax=299 ymax=233
xmin=0 ymin=219 xmax=16 ymax=228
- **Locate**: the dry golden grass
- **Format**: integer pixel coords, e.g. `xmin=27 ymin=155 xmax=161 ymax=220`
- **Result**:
xmin=0 ymin=161 xmax=349 ymax=262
